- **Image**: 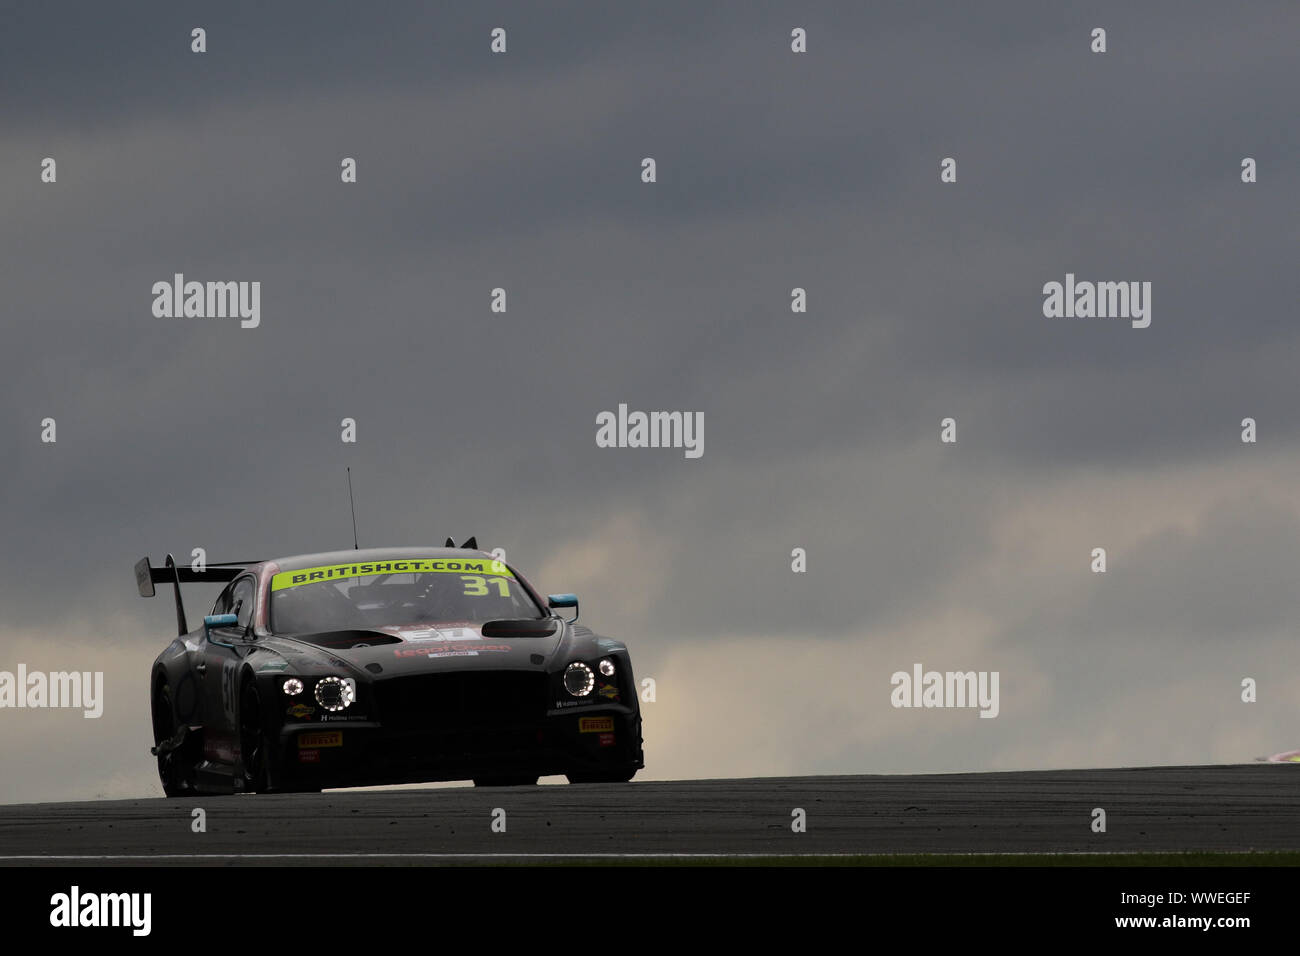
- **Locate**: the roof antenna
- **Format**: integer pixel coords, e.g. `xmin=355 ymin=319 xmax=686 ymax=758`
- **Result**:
xmin=347 ymin=467 xmax=359 ymax=550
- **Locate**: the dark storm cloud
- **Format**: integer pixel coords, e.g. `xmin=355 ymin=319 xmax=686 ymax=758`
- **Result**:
xmin=0 ymin=0 xmax=1295 ymax=602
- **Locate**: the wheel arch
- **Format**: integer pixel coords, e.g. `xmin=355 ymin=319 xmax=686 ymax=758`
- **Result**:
xmin=237 ymin=664 xmax=284 ymax=792
xmin=150 ymin=664 xmax=175 ymax=736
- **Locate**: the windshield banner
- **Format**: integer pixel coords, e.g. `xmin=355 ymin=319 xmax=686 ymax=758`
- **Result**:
xmin=271 ymin=558 xmax=514 ymax=591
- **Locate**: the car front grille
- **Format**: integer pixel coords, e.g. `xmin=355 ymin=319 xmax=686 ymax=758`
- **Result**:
xmin=374 ymin=671 xmax=548 ymax=731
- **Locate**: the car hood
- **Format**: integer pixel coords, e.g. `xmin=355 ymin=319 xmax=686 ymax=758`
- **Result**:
xmin=260 ymin=620 xmax=569 ymax=678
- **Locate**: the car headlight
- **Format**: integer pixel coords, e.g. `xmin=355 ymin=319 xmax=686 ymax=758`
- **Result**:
xmin=598 ymin=658 xmax=616 ymax=677
xmin=563 ymin=662 xmax=595 ymax=698
xmin=282 ymin=678 xmax=304 ymax=696
xmin=314 ymin=676 xmax=355 ymax=712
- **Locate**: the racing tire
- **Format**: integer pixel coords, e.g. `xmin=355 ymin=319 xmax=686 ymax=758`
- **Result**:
xmin=239 ymin=679 xmax=271 ymax=794
xmin=152 ymin=681 xmax=189 ymax=799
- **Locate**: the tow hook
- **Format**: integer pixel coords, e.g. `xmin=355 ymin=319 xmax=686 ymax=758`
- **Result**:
xmin=151 ymin=725 xmax=192 ymax=757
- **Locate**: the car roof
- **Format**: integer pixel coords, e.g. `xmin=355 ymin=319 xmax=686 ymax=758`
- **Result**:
xmin=267 ymin=546 xmax=494 ymax=572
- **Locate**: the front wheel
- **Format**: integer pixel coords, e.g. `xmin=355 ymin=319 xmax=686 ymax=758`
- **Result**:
xmin=239 ymin=680 xmax=271 ymax=794
xmin=152 ymin=682 xmax=190 ymax=798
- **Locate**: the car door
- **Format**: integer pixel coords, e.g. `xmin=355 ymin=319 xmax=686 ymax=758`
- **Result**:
xmin=201 ymin=575 xmax=257 ymax=769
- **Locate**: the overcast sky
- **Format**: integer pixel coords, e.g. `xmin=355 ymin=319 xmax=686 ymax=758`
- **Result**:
xmin=1 ymin=1 xmax=1298 ymax=804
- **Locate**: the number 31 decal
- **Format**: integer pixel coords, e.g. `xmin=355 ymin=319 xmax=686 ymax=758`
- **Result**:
xmin=461 ymin=575 xmax=509 ymax=597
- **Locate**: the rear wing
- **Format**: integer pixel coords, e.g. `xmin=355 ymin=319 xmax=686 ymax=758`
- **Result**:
xmin=135 ymin=554 xmax=262 ymax=636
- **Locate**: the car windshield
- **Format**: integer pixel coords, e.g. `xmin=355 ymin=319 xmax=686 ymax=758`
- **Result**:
xmin=269 ymin=557 xmax=545 ymax=633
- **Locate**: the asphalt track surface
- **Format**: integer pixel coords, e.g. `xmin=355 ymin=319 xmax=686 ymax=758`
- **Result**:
xmin=0 ymin=765 xmax=1295 ymax=865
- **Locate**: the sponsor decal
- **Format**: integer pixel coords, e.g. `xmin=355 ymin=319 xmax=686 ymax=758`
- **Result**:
xmin=394 ymin=643 xmax=511 ymax=659
xmin=272 ymin=558 xmax=514 ymax=591
xmin=298 ymin=749 xmax=320 ymax=763
xmin=597 ymin=683 xmax=620 ymax=701
xmin=319 ymin=713 xmax=367 ymax=722
xmin=598 ymin=732 xmax=615 ymax=747
xmin=390 ymin=625 xmax=482 ymax=642
xmin=579 ymin=717 xmax=614 ymax=733
xmin=298 ymin=731 xmax=342 ymax=748
xmin=286 ymin=703 xmax=315 ymax=719
xmin=219 ymin=659 xmax=238 ymax=723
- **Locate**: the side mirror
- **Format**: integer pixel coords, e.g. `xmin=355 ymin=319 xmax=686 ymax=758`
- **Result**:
xmin=203 ymin=613 xmax=239 ymax=646
xmin=547 ymin=593 xmax=579 ymax=623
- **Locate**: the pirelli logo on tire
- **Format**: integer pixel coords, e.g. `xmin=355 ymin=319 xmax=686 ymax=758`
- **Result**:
xmin=578 ymin=717 xmax=614 ymax=733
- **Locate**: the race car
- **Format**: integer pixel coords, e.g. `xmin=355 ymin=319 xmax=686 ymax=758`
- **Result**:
xmin=137 ymin=544 xmax=644 ymax=795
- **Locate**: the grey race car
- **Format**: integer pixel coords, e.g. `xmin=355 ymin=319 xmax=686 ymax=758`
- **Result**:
xmin=138 ymin=544 xmax=644 ymax=794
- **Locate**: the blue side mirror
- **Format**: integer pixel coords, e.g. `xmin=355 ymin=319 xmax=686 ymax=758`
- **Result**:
xmin=547 ymin=593 xmax=579 ymax=623
xmin=204 ymin=613 xmax=239 ymax=645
